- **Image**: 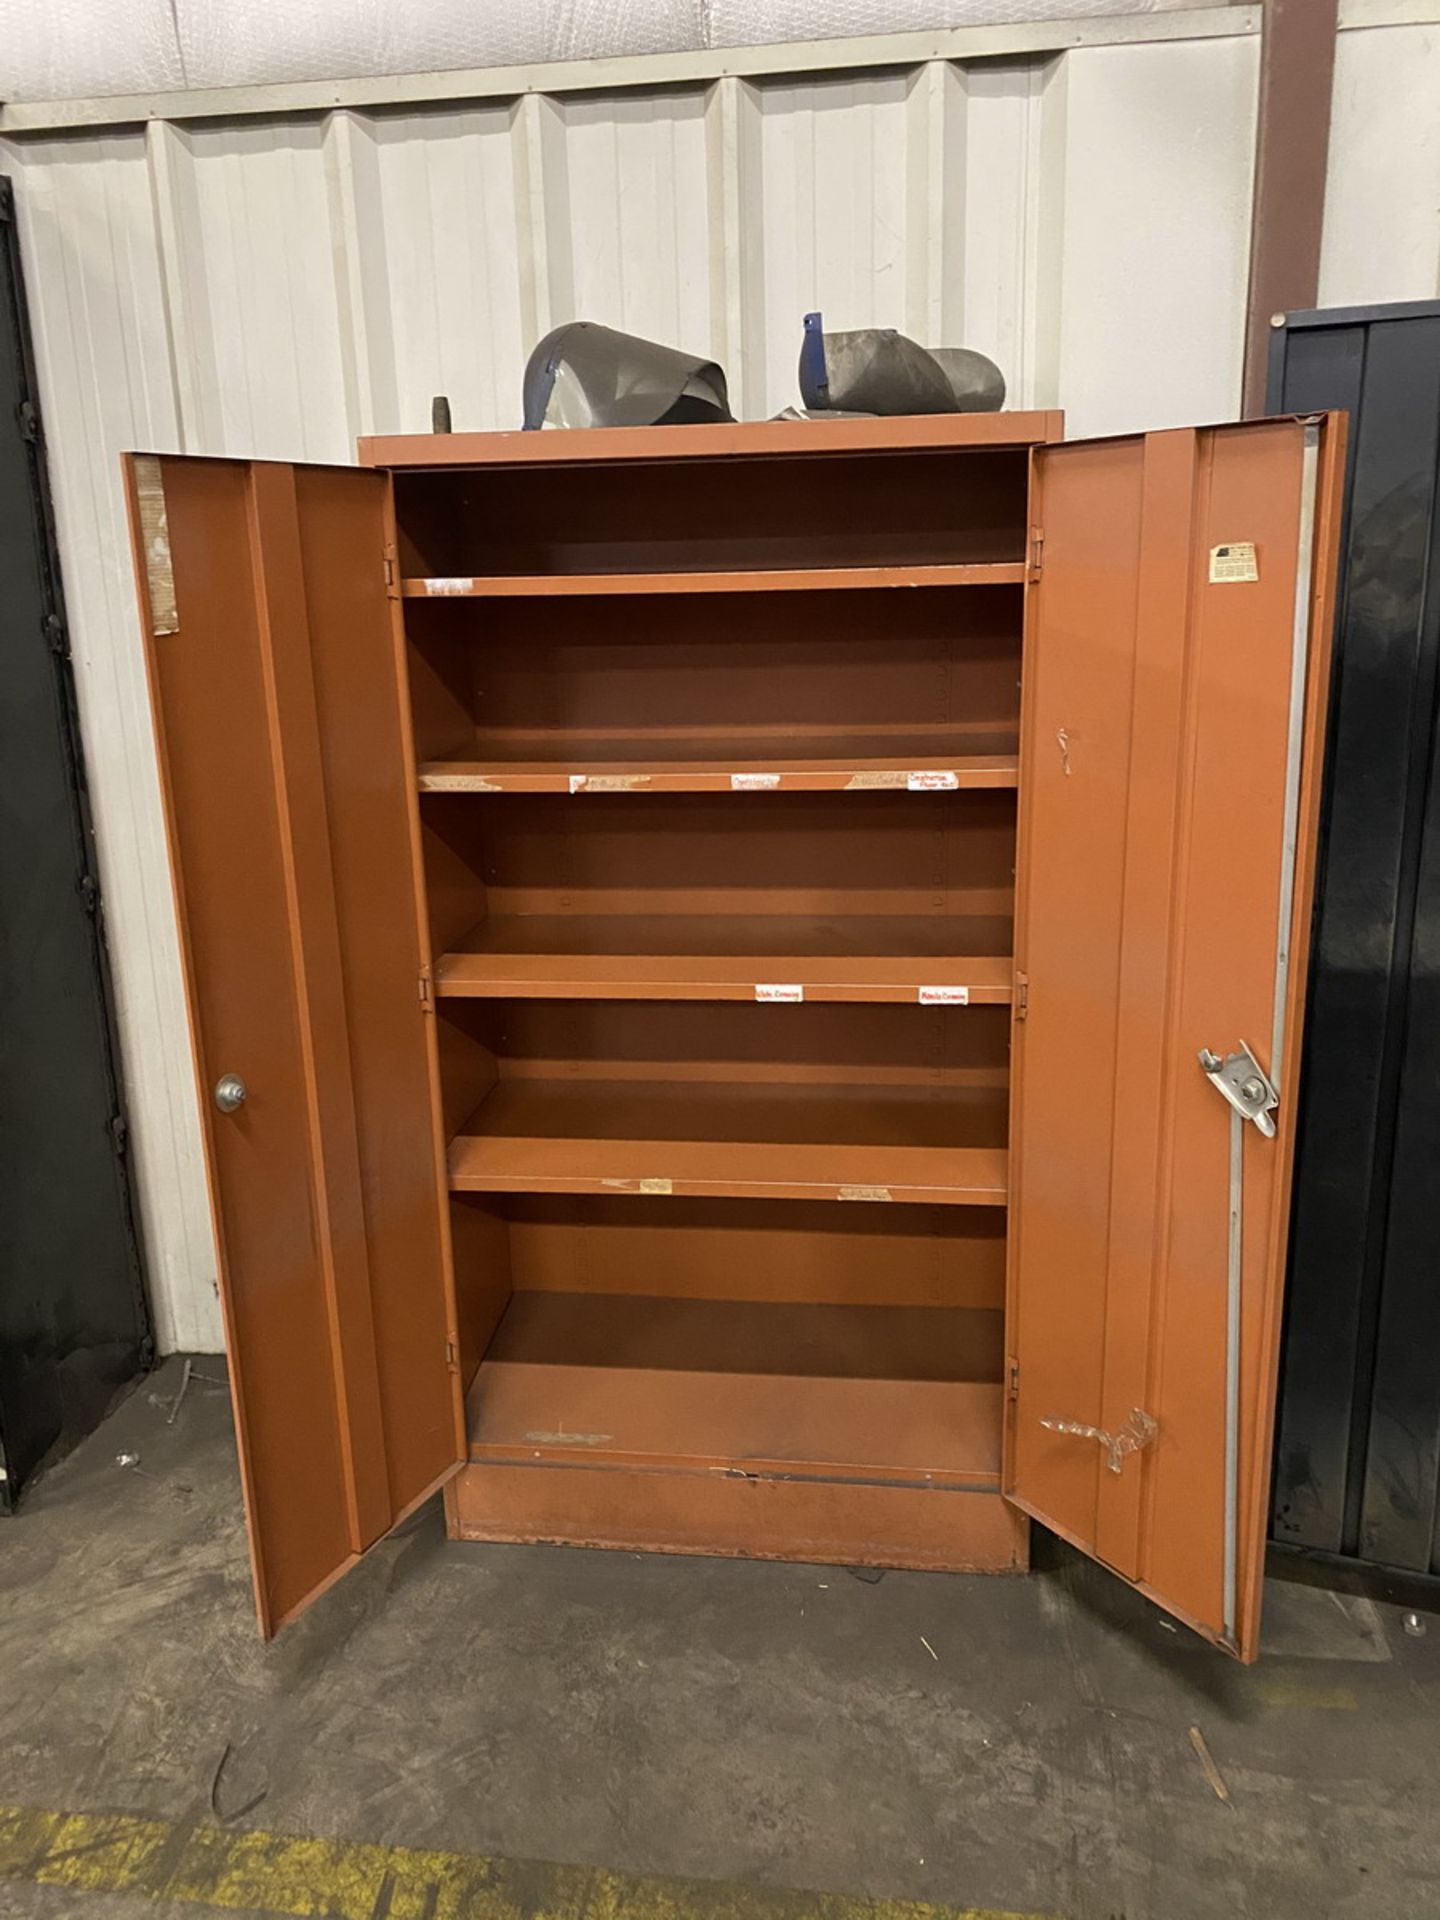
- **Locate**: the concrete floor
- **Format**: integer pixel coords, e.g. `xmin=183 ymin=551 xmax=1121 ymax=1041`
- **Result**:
xmin=1 ymin=1356 xmax=1437 ymax=1920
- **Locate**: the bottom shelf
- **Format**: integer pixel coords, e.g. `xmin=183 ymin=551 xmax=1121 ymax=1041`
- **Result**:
xmin=465 ymin=1290 xmax=1004 ymax=1488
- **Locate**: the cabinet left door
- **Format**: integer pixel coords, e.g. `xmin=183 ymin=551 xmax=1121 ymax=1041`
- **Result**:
xmin=125 ymin=455 xmax=464 ymax=1636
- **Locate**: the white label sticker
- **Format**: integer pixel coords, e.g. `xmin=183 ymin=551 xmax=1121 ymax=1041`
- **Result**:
xmin=423 ymin=576 xmax=476 ymax=595
xmin=755 ymin=983 xmax=804 ymax=1002
xmin=1209 ymin=541 xmax=1259 ymax=584
xmin=731 ymin=772 xmax=781 ymax=790
xmin=839 ymin=1185 xmax=893 ymax=1203
xmin=919 ymin=986 xmax=970 ymax=1005
xmin=569 ymin=773 xmax=648 ymax=793
xmin=907 ymin=770 xmax=959 ymax=791
xmin=638 ymin=1177 xmax=674 ymax=1195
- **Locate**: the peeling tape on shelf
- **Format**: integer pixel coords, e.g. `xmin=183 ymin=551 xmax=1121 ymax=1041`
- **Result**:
xmin=755 ymin=984 xmax=804 ymax=1002
xmin=839 ymin=1185 xmax=893 ymax=1202
xmin=570 ymin=774 xmax=651 ymax=793
xmin=424 ymin=773 xmax=502 ymax=791
xmin=601 ymin=1176 xmax=674 ymax=1195
xmin=133 ymin=456 xmax=177 ymax=636
xmin=919 ymin=986 xmax=970 ymax=1005
xmin=845 ymin=771 xmax=907 ymax=790
xmin=731 ymin=773 xmax=781 ymax=790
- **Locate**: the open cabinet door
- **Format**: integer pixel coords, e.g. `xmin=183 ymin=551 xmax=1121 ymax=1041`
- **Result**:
xmin=1006 ymin=417 xmax=1344 ymax=1659
xmin=125 ymin=456 xmax=464 ymax=1636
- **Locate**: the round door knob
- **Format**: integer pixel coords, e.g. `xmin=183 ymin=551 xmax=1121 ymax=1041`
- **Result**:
xmin=214 ymin=1074 xmax=247 ymax=1114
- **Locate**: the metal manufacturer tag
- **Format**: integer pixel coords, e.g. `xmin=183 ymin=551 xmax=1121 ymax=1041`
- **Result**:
xmin=1209 ymin=541 xmax=1259 ymax=584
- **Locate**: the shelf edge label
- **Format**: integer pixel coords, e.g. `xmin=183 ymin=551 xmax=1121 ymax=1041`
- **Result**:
xmin=755 ymin=983 xmax=804 ymax=1002
xmin=918 ymin=985 xmax=970 ymax=1005
xmin=839 ymin=1185 xmax=893 ymax=1202
xmin=731 ymin=772 xmax=781 ymax=789
xmin=570 ymin=773 xmax=651 ymax=793
xmin=907 ymin=770 xmax=959 ymax=791
xmin=423 ymin=576 xmax=476 ymax=594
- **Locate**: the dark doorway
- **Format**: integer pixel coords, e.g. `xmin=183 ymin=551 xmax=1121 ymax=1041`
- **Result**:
xmin=0 ymin=174 xmax=151 ymax=1508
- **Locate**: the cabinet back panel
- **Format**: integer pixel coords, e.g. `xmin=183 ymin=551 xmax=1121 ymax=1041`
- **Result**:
xmin=492 ymin=1194 xmax=1005 ymax=1311
xmin=437 ymin=998 xmax=1011 ymax=1091
xmin=421 ymin=789 xmax=1016 ymax=946
xmin=404 ymin=587 xmax=1022 ymax=760
xmin=394 ymin=449 xmax=1028 ymax=576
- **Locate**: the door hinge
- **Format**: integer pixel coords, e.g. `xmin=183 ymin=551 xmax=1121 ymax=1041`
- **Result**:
xmin=418 ymin=972 xmax=433 ymax=1010
xmin=109 ymin=1113 xmax=128 ymax=1156
xmin=383 ymin=546 xmax=399 ymax=598
xmin=1014 ymin=971 xmax=1029 ymax=1021
xmin=17 ymin=399 xmax=40 ymax=445
xmin=1007 ymin=1357 xmax=1020 ymax=1400
xmin=445 ymin=1339 xmax=459 ymax=1371
xmin=79 ymin=873 xmax=100 ymax=915
xmin=1029 ymin=526 xmax=1044 ymax=574
xmin=43 ymin=612 xmax=67 ymax=656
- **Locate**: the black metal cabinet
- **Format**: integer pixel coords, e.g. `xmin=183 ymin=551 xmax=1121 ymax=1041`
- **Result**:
xmin=1270 ymin=301 xmax=1440 ymax=1578
xmin=0 ymin=176 xmax=150 ymax=1506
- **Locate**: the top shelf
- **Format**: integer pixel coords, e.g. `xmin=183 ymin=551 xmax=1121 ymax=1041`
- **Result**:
xmin=401 ymin=563 xmax=1028 ymax=599
xmin=364 ymin=412 xmax=1063 ymax=470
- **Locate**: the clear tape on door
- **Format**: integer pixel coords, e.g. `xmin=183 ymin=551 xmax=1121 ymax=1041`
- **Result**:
xmin=1040 ymin=1407 xmax=1158 ymax=1475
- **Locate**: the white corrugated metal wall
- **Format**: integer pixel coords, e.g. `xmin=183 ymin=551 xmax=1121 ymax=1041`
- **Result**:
xmin=0 ymin=3 xmax=1434 ymax=1352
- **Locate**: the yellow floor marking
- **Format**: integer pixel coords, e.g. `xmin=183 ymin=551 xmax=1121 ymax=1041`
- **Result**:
xmin=0 ymin=1804 xmax=1057 ymax=1920
xmin=1252 ymin=1677 xmax=1359 ymax=1711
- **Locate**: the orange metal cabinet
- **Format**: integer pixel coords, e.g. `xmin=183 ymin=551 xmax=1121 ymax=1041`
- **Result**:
xmin=125 ymin=410 xmax=1342 ymax=1659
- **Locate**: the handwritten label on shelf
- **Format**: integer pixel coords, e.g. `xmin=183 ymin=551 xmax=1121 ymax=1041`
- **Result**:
xmin=421 ymin=772 xmax=501 ymax=791
xmin=845 ymin=771 xmax=906 ymax=790
xmin=919 ymin=986 xmax=970 ymax=1005
xmin=839 ymin=1185 xmax=894 ymax=1203
xmin=731 ymin=772 xmax=781 ymax=790
xmin=755 ymin=983 xmax=804 ymax=1002
xmin=569 ymin=773 xmax=651 ymax=793
xmin=907 ymin=770 xmax=960 ymax=791
xmin=422 ymin=577 xmax=476 ymax=595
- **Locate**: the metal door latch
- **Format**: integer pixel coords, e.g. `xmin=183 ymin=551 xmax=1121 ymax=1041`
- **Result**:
xmin=1198 ymin=1040 xmax=1278 ymax=1137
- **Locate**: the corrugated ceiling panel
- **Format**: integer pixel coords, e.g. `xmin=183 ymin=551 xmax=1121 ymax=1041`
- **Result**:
xmin=559 ymin=88 xmax=717 ymax=394
xmin=1051 ymin=36 xmax=1259 ymax=438
xmin=370 ymin=103 xmax=528 ymax=435
xmin=1321 ymin=23 xmax=1440 ymax=308
xmin=185 ymin=119 xmax=352 ymax=459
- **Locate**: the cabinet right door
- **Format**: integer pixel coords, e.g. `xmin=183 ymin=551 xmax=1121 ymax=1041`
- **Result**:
xmin=1005 ymin=417 xmax=1345 ymax=1660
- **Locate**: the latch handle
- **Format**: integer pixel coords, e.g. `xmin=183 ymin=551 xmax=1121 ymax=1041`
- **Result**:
xmin=1198 ymin=1039 xmax=1278 ymax=1137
